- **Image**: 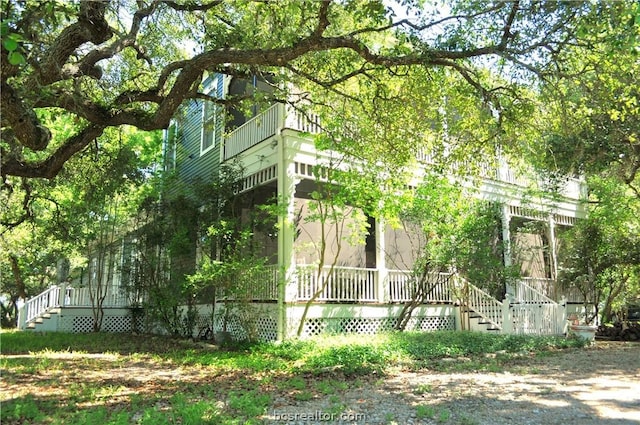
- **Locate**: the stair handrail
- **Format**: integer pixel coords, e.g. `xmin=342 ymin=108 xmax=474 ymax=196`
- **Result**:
xmin=515 ymin=279 xmax=557 ymax=304
xmin=457 ymin=277 xmax=503 ymax=330
xmin=23 ymin=286 xmax=61 ymax=326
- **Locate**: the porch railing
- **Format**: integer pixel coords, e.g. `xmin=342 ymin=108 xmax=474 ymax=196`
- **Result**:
xmin=387 ymin=270 xmax=454 ymax=303
xmin=65 ymin=286 xmax=130 ymax=307
xmin=296 ymin=266 xmax=377 ymax=302
xmin=521 ymin=277 xmax=587 ymax=303
xmin=509 ymin=279 xmax=565 ymax=336
xmin=461 ymin=281 xmax=504 ymax=330
xmin=223 ymin=104 xmax=322 ymax=161
xmin=515 ymin=279 xmax=557 ymax=304
xmin=245 ymin=264 xmax=279 ymax=301
xmin=224 ymin=104 xmax=282 ymax=160
xmin=22 ymin=286 xmax=61 ymax=326
xmin=520 ymin=277 xmax=555 ymax=299
xmin=508 ymin=301 xmax=566 ymax=336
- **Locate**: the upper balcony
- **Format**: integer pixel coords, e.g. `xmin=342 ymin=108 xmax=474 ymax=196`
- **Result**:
xmin=222 ymin=103 xmax=586 ymax=202
xmin=224 ymin=103 xmax=321 ymax=160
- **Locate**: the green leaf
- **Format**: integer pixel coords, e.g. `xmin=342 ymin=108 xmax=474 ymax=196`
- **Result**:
xmin=3 ymin=37 xmax=18 ymax=52
xmin=8 ymin=51 xmax=25 ymax=65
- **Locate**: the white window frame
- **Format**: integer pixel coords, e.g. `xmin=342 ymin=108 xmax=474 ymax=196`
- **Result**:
xmin=200 ymin=77 xmax=218 ymax=156
xmin=164 ymin=122 xmax=178 ymax=171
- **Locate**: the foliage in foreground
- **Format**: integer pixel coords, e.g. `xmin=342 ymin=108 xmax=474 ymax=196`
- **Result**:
xmin=1 ymin=330 xmax=588 ymax=425
xmin=1 ymin=330 xmax=586 ymax=371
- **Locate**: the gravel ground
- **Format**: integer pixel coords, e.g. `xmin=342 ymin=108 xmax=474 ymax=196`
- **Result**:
xmin=3 ymin=339 xmax=638 ymax=424
xmin=264 ymin=341 xmax=640 ymax=425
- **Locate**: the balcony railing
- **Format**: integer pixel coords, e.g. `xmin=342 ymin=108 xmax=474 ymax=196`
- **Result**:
xmin=224 ymin=104 xmax=322 ymax=161
xmin=416 ymin=150 xmax=585 ymax=200
xmin=224 ymin=104 xmax=282 ymax=160
xmin=223 ymin=106 xmax=585 ymax=200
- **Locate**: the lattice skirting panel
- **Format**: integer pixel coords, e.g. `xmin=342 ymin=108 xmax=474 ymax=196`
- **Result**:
xmin=193 ymin=312 xmax=278 ymax=342
xmin=302 ymin=316 xmax=455 ymax=337
xmin=57 ymin=309 xmax=142 ymax=333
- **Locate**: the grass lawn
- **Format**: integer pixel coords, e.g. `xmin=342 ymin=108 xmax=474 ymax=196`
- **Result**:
xmin=1 ymin=330 xmax=586 ymax=424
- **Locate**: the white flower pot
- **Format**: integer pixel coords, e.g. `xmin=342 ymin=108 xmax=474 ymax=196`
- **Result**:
xmin=569 ymin=324 xmax=597 ymax=341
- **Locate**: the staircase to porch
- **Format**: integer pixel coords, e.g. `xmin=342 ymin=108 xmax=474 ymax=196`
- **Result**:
xmin=18 ymin=286 xmax=62 ymax=331
xmin=460 ymin=278 xmax=567 ymax=335
xmin=18 ymin=284 xmax=133 ymax=332
xmin=26 ymin=308 xmax=62 ymax=331
xmin=459 ymin=282 xmax=504 ymax=333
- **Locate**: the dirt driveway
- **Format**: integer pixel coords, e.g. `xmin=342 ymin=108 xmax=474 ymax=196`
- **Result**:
xmin=266 ymin=341 xmax=640 ymax=424
xmin=3 ymin=339 xmax=638 ymax=424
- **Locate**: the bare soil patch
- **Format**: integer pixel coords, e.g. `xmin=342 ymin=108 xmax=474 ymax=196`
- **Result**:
xmin=266 ymin=341 xmax=640 ymax=424
xmin=2 ymin=340 xmax=638 ymax=424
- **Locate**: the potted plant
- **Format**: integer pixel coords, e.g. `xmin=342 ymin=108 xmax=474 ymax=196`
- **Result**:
xmin=567 ymin=313 xmax=597 ymax=341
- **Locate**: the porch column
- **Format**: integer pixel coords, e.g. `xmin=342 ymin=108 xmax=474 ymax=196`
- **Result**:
xmin=548 ymin=213 xmax=558 ymax=297
xmin=276 ymin=124 xmax=298 ymax=341
xmin=376 ymin=218 xmax=387 ymax=303
xmin=501 ymin=204 xmax=514 ymax=297
xmin=17 ymin=298 xmax=26 ymax=330
xmin=58 ymin=280 xmax=68 ymax=307
xmin=56 ymin=258 xmax=69 ymax=306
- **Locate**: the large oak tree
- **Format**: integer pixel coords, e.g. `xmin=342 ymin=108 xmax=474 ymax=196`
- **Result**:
xmin=1 ymin=0 xmax=629 ymax=181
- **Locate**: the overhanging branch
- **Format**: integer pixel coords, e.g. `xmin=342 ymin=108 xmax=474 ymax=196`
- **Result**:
xmin=1 ymin=125 xmax=105 ymax=179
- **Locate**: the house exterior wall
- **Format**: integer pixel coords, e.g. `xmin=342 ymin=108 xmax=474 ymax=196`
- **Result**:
xmin=166 ymin=74 xmax=225 ymax=188
xmin=143 ymin=80 xmax=590 ymax=339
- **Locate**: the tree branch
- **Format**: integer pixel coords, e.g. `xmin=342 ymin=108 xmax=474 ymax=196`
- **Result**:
xmin=34 ymin=1 xmax=113 ymax=86
xmin=1 ymin=125 xmax=105 ymax=179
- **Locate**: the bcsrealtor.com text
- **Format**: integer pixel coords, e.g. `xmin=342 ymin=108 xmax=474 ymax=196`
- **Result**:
xmin=271 ymin=411 xmax=366 ymax=422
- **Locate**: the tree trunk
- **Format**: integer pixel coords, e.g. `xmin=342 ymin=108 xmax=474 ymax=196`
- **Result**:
xmin=9 ymin=254 xmax=27 ymax=299
xmin=394 ymin=264 xmax=442 ymax=331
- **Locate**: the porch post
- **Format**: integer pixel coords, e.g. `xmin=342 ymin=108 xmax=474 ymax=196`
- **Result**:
xmin=501 ymin=204 xmax=514 ymax=297
xmin=17 ymin=298 xmax=26 ymax=330
xmin=548 ymin=213 xmax=558 ymax=283
xmin=559 ymin=296 xmax=568 ymax=335
xmin=276 ymin=115 xmax=298 ymax=341
xmin=501 ymin=295 xmax=513 ymax=334
xmin=376 ymin=217 xmax=387 ymax=303
xmin=58 ymin=280 xmax=68 ymax=307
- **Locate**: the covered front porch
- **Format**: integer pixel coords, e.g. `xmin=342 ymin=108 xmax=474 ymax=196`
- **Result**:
xmin=18 ymin=263 xmax=585 ymax=338
xmin=225 ymin=264 xmax=582 ymax=339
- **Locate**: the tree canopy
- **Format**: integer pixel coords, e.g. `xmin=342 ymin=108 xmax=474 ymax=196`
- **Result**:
xmin=3 ymin=0 xmax=640 ymax=324
xmin=2 ymin=0 xmax=633 ymax=180
xmin=535 ymin=3 xmax=640 ymax=197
